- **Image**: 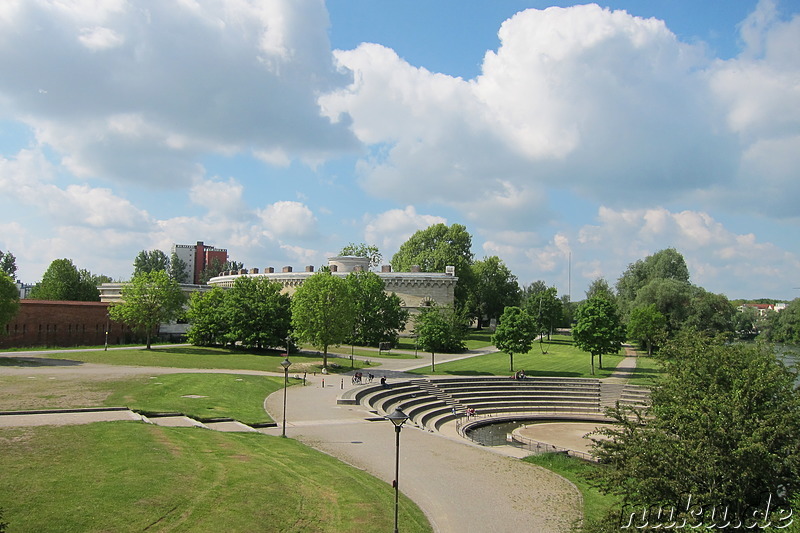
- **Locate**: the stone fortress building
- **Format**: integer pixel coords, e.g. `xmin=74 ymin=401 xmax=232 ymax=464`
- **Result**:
xmin=207 ymin=256 xmax=458 ymax=315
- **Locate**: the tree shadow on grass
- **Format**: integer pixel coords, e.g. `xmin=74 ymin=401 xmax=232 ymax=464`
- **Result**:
xmin=0 ymin=357 xmax=83 ymax=367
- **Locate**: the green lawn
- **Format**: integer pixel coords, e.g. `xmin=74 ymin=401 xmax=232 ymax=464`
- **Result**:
xmin=408 ymin=335 xmax=626 ymax=378
xmin=102 ymin=373 xmax=292 ymax=425
xmin=29 ymin=345 xmax=372 ymax=373
xmin=0 ymin=372 xmax=292 ymax=425
xmin=624 ymin=354 xmax=663 ymax=386
xmin=524 ymin=453 xmax=618 ymax=527
xmin=0 ymin=423 xmax=432 ymax=533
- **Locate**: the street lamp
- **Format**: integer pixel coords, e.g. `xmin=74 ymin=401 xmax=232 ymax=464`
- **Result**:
xmin=280 ymin=356 xmax=292 ymax=437
xmin=386 ymin=408 xmax=409 ymax=533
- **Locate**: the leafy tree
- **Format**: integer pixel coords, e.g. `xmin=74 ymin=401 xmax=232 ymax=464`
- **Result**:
xmin=492 ymin=306 xmax=536 ymax=372
xmin=224 ymin=276 xmax=291 ymax=350
xmin=414 ymin=305 xmax=467 ymax=370
xmin=0 ymin=273 xmax=20 ymax=330
xmin=291 ymin=272 xmax=354 ymax=370
xmin=186 ymin=287 xmax=229 ymax=346
xmin=560 ymin=294 xmax=576 ymax=327
xmin=470 ymin=256 xmax=520 ymax=329
xmin=765 ymin=298 xmax=800 ymax=344
xmin=626 ymin=304 xmax=667 ymax=355
xmin=523 ymin=285 xmax=562 ymax=341
xmin=133 ymin=249 xmax=170 ymax=277
xmin=109 ymin=271 xmax=186 ymax=349
xmin=616 ymin=248 xmax=689 ymax=316
xmin=29 ymin=259 xmax=100 ymax=301
xmin=391 ymin=223 xmax=475 ymax=308
xmin=573 ymin=295 xmax=625 ymax=374
xmin=684 ymin=287 xmax=736 ymax=339
xmin=733 ymin=305 xmax=761 ymax=340
xmin=585 ymin=277 xmax=615 ymax=301
xmin=340 ymin=243 xmax=382 ymax=269
xmin=590 ymin=335 xmax=800 ymax=530
xmin=631 ymin=277 xmax=693 ymax=334
xmin=168 ymin=253 xmax=189 ymax=283
xmin=345 ymin=271 xmax=408 ymax=346
xmin=0 ymin=249 xmax=17 ymax=278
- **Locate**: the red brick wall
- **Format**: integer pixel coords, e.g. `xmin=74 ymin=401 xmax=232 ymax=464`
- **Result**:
xmin=1 ymin=300 xmax=131 ymax=349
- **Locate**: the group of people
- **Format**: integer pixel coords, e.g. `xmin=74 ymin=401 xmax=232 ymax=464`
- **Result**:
xmin=351 ymin=372 xmax=376 ymax=384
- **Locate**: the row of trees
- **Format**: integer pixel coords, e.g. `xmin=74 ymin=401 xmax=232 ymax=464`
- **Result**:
xmin=184 ymin=270 xmax=409 ymax=369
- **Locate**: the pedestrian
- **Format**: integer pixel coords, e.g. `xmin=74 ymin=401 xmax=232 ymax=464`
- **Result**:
xmin=380 ymin=376 xmax=387 ymax=388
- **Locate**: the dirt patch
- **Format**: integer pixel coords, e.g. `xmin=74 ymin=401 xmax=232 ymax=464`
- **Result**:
xmin=0 ymin=376 xmax=114 ymax=410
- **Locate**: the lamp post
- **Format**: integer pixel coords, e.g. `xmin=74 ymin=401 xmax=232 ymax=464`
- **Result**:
xmin=280 ymin=356 xmax=292 ymax=437
xmin=386 ymin=408 xmax=409 ymax=533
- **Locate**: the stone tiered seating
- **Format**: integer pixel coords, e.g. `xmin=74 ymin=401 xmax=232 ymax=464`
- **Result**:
xmin=339 ymin=376 xmax=607 ymax=432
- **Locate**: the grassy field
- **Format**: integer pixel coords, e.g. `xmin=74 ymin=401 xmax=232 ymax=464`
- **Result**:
xmin=22 ymin=345 xmax=372 ymax=373
xmin=525 ymin=453 xmax=617 ymax=527
xmin=0 ymin=422 xmax=431 ymax=533
xmin=0 ymin=372 xmax=292 ymax=425
xmin=408 ymin=335 xmax=627 ymax=378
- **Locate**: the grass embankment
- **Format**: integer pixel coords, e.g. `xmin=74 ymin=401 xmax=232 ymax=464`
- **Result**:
xmin=24 ymin=345 xmax=371 ymax=373
xmin=0 ymin=372 xmax=289 ymax=425
xmin=0 ymin=423 xmax=431 ymax=533
xmin=409 ymin=335 xmax=627 ymax=378
xmin=525 ymin=453 xmax=618 ymax=527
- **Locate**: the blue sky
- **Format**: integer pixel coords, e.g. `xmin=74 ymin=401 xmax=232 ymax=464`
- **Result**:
xmin=0 ymin=0 xmax=798 ymax=300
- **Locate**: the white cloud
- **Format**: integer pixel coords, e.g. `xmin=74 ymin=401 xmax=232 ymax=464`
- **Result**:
xmin=362 ymin=206 xmax=446 ymax=257
xmin=0 ymin=0 xmax=357 ymax=186
xmin=258 ymin=200 xmax=319 ymax=240
xmin=322 ymin=4 xmax=738 ymax=216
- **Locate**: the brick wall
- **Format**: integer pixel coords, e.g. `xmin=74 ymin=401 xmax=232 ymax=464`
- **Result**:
xmin=1 ymin=300 xmax=131 ymax=349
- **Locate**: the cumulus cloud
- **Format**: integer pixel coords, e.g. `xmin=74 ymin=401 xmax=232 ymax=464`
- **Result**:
xmin=258 ymin=200 xmax=319 ymax=240
xmin=0 ymin=0 xmax=357 ymax=186
xmin=362 ymin=206 xmax=447 ymax=256
xmin=322 ymin=4 xmax=739 ymax=216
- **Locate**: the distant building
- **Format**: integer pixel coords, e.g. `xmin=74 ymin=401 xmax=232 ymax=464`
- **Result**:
xmin=171 ymin=241 xmax=228 ymax=284
xmin=0 ymin=300 xmax=132 ymax=349
xmin=738 ymin=302 xmax=787 ymax=317
xmin=208 ymin=256 xmax=458 ymax=319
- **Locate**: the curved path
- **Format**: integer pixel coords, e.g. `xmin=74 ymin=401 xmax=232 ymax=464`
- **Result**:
xmin=261 ymin=370 xmax=581 ymax=532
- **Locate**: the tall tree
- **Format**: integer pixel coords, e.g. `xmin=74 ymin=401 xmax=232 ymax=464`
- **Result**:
xmin=492 ymin=306 xmax=536 ymax=372
xmin=391 ymin=223 xmax=475 ymax=308
xmin=591 ymin=335 xmax=800 ymax=530
xmin=414 ymin=305 xmax=467 ymax=371
xmin=109 ymin=271 xmax=186 ymax=349
xmin=186 ymin=287 xmax=229 ymax=346
xmin=345 ymin=271 xmax=408 ymax=346
xmin=585 ymin=277 xmax=615 ymax=301
xmin=168 ymin=253 xmax=189 ymax=283
xmin=573 ymin=294 xmax=625 ymax=374
xmin=470 ymin=256 xmax=520 ymax=329
xmin=684 ymin=287 xmax=736 ymax=339
xmin=626 ymin=304 xmax=667 ymax=355
xmin=224 ymin=276 xmax=291 ymax=350
xmin=632 ymin=277 xmax=693 ymax=334
xmin=523 ymin=285 xmax=562 ymax=341
xmin=133 ymin=249 xmax=170 ymax=277
xmin=0 ymin=250 xmax=17 ymax=278
xmin=291 ymin=272 xmax=354 ymax=370
xmin=616 ymin=248 xmax=690 ymax=316
xmin=29 ymin=259 xmax=100 ymax=301
xmin=339 ymin=243 xmax=382 ymax=269
xmin=0 ymin=273 xmax=19 ymax=330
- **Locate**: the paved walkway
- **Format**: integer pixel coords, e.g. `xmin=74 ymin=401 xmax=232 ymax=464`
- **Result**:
xmin=260 ymin=372 xmax=581 ymax=532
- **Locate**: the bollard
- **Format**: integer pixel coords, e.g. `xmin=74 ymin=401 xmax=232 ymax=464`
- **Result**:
xmin=341 ymin=378 xmax=344 ymax=389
